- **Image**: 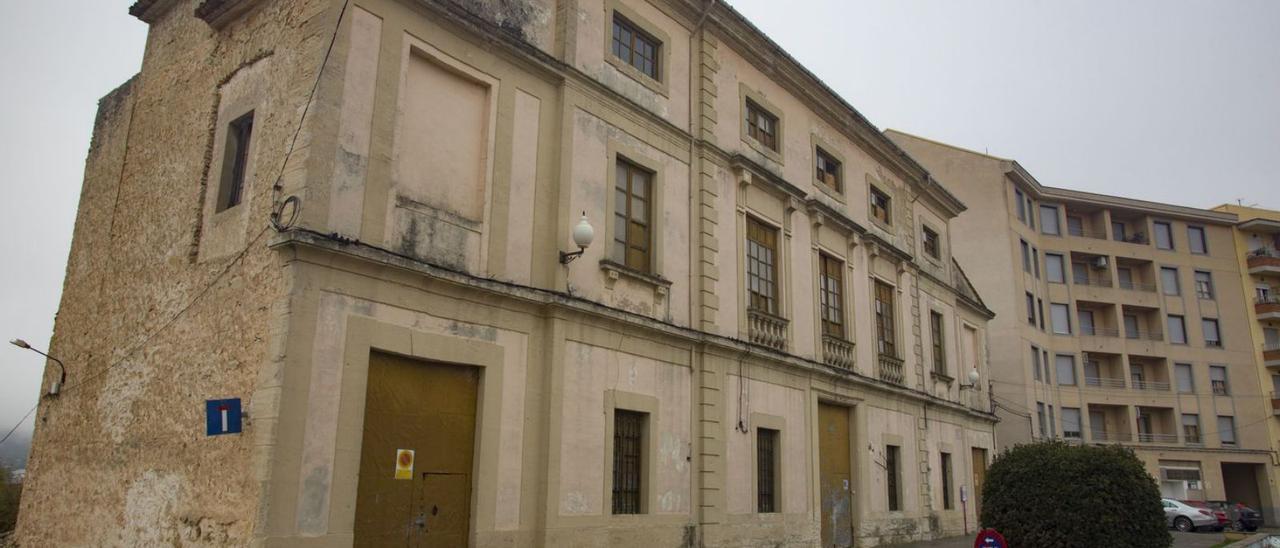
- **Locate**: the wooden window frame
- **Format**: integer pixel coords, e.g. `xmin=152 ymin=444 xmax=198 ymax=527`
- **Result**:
xmin=815 ymin=146 xmax=841 ymax=192
xmin=930 ymin=311 xmax=946 ymax=376
xmin=611 ymin=13 xmax=660 ymax=81
xmin=745 ymin=99 xmax=779 ymax=152
xmin=612 ymin=409 xmax=647 ymax=515
xmin=746 ymin=217 xmax=780 ymax=315
xmin=922 ymin=225 xmax=940 ymax=260
xmin=870 ymin=186 xmax=892 ymax=225
xmin=875 ymin=280 xmax=897 ymax=359
xmin=819 ymin=253 xmax=845 ymax=338
xmin=613 ymin=158 xmax=653 ymax=272
xmin=218 ymin=111 xmax=255 ymax=212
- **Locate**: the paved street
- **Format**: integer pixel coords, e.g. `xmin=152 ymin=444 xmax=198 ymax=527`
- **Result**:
xmin=891 ymin=530 xmax=1231 ymax=548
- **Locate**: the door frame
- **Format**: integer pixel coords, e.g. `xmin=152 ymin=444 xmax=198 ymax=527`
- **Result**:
xmin=812 ymin=394 xmax=862 ymax=548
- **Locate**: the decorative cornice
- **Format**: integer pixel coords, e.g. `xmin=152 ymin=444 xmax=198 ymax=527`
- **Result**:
xmin=195 ymin=0 xmax=260 ymax=28
xmin=129 ymin=0 xmax=179 ymax=23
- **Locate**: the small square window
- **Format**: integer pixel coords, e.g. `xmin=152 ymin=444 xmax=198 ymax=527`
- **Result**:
xmin=746 ymin=100 xmax=778 ymax=151
xmin=815 ymin=147 xmax=841 ymax=192
xmin=870 ymin=186 xmax=892 ymax=225
xmin=922 ymin=226 xmax=940 ymax=260
xmin=611 ymin=14 xmax=660 ymax=80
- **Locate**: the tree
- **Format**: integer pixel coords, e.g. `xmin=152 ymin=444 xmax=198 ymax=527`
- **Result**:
xmin=0 ymin=466 xmax=20 ymax=534
xmin=980 ymin=441 xmax=1170 ymax=548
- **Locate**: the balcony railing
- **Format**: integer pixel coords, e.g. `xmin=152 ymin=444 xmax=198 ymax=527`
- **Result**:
xmin=1072 ymin=274 xmax=1113 ymax=288
xmin=1137 ymin=432 xmax=1179 ymax=443
xmin=1132 ymin=380 xmax=1170 ymax=392
xmin=822 ymin=335 xmax=854 ymax=370
xmin=1085 ymin=376 xmax=1126 ymax=389
xmin=1125 ymin=330 xmax=1164 ymax=342
xmin=1248 ymin=249 xmax=1280 ymax=273
xmin=1258 ymin=295 xmax=1280 ymax=305
xmin=1068 ymin=226 xmax=1108 ymax=239
xmin=1080 ymin=326 xmax=1121 ymax=338
xmin=1118 ymin=233 xmax=1149 ymax=245
xmin=878 ymin=354 xmax=905 ymax=385
xmin=1271 ymin=392 xmax=1280 ymax=416
xmin=1091 ymin=430 xmax=1130 ymax=442
xmin=747 ymin=310 xmax=788 ymax=351
xmin=1118 ymin=280 xmax=1157 ymax=292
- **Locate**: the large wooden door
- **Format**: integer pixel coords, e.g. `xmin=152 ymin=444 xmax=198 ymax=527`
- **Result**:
xmin=971 ymin=448 xmax=988 ymax=522
xmin=354 ymin=352 xmax=479 ymax=548
xmin=819 ymin=403 xmax=853 ymax=548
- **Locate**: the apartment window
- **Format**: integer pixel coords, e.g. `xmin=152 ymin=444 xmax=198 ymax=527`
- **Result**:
xmin=746 ymin=217 xmax=780 ymax=315
xmin=1167 ymin=315 xmax=1187 ymax=344
xmin=1203 ymin=319 xmax=1222 ymax=348
xmin=1062 ymin=407 xmax=1082 ymax=439
xmin=1188 ymin=226 xmax=1208 ymax=254
xmin=885 ymin=445 xmax=901 ymax=512
xmin=1124 ymin=314 xmax=1140 ymax=339
xmin=1032 ymin=247 xmax=1041 ymax=278
xmin=611 ymin=14 xmax=660 ymax=80
xmin=1048 ymin=405 xmax=1056 ymax=438
xmin=1020 ymin=240 xmax=1031 ymax=272
xmin=217 ymin=111 xmax=255 ymax=212
xmin=1154 ymin=221 xmax=1174 ymax=250
xmin=819 ymin=254 xmax=845 ymax=338
xmin=1112 ymin=221 xmax=1127 ymax=241
xmin=1046 ymin=253 xmax=1066 ymax=283
xmin=1067 ymin=216 xmax=1084 ymax=236
xmin=1015 ymin=188 xmax=1027 ymax=223
xmin=757 ymin=428 xmax=779 ymax=513
xmin=614 ymin=158 xmax=653 ymax=271
xmin=922 ymin=226 xmax=941 ymax=260
xmin=1182 ymin=414 xmax=1201 ymax=444
xmin=870 ymin=186 xmax=892 ymax=225
xmin=1055 ymin=354 xmax=1076 ymax=386
xmin=612 ymin=410 xmax=646 ymax=514
xmin=1025 ymin=292 xmax=1036 ymax=325
xmin=1175 ymin=363 xmax=1194 ymax=393
xmin=1037 ymin=402 xmax=1048 ymax=438
xmin=1031 ymin=345 xmax=1042 ymax=381
xmin=875 ymin=281 xmax=897 ymax=358
xmin=930 ymin=311 xmax=946 ymax=376
xmin=1218 ymin=416 xmax=1236 ymax=446
xmin=745 ymin=100 xmax=778 ymax=151
xmin=1040 ymin=205 xmax=1061 ymax=235
xmin=940 ymin=452 xmax=954 ymax=510
xmin=1026 ymin=196 xmax=1036 ymax=230
xmin=1210 ymin=366 xmax=1228 ymax=395
xmin=1050 ymin=303 xmax=1072 ymax=335
xmin=1079 ymin=309 xmax=1095 ymax=336
xmin=1160 ymin=267 xmax=1180 ymax=296
xmin=815 ymin=147 xmax=841 ymax=191
xmin=1043 ymin=349 xmax=1051 ymax=381
xmin=1194 ymin=271 xmax=1215 ymax=299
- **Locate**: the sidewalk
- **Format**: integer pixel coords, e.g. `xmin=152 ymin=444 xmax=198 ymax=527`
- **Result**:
xmin=887 ymin=531 xmax=1228 ymax=547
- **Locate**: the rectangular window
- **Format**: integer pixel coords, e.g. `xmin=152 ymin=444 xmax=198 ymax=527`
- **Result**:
xmin=1055 ymin=354 xmax=1076 ymax=386
xmin=1210 ymin=365 xmax=1228 ymax=395
xmin=886 ymin=445 xmax=901 ymax=512
xmin=819 ymin=254 xmax=845 ymax=338
xmin=1031 ymin=345 xmax=1042 ymax=382
xmin=875 ymin=281 xmax=897 ymax=358
xmin=1160 ymin=267 xmax=1180 ymax=296
xmin=1168 ymin=315 xmax=1187 ymax=344
xmin=757 ymin=428 xmax=779 ymax=513
xmin=1188 ymin=226 xmax=1208 ymax=254
xmin=1032 ymin=247 xmax=1041 ymax=278
xmin=1037 ymin=402 xmax=1048 ymax=438
xmin=1048 ymin=405 xmax=1056 ymax=438
xmin=1050 ymin=303 xmax=1072 ymax=335
xmin=745 ymin=100 xmax=778 ymax=151
xmin=1194 ymin=271 xmax=1215 ymax=299
xmin=930 ymin=311 xmax=946 ymax=376
xmin=1027 ymin=196 xmax=1035 ymax=230
xmin=815 ymin=147 xmax=841 ymax=191
xmin=1020 ymin=240 xmax=1031 ymax=272
xmin=746 ymin=217 xmax=779 ymax=315
xmin=1154 ymin=221 xmax=1174 ymax=250
xmin=1112 ymin=221 xmax=1127 ymax=241
xmin=1175 ymin=363 xmax=1194 ymax=393
xmin=1025 ymin=292 xmax=1036 ymax=325
xmin=1182 ymin=414 xmax=1201 ymax=444
xmin=870 ymin=186 xmax=892 ymax=225
xmin=1079 ymin=309 xmax=1095 ymax=336
xmin=611 ymin=14 xmax=660 ymax=80
xmin=1040 ymin=205 xmax=1061 ymax=235
xmin=940 ymin=452 xmax=954 ymax=510
xmin=922 ymin=226 xmax=941 ymax=260
xmin=218 ymin=111 xmax=255 ymax=212
xmin=1062 ymin=407 xmax=1082 ymax=439
xmin=1203 ymin=319 xmax=1222 ymax=347
xmin=1038 ymin=299 xmax=1046 ymax=330
xmin=612 ymin=410 xmax=646 ymax=514
xmin=1046 ymin=253 xmax=1066 ymax=283
xmin=613 ymin=158 xmax=653 ymax=271
xmin=1015 ymin=188 xmax=1027 ymax=223
xmin=1218 ymin=416 xmax=1236 ymax=446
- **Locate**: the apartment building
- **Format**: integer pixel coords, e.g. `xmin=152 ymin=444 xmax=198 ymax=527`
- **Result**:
xmin=16 ymin=1 xmax=997 ymax=546
xmin=888 ymin=131 xmax=1278 ymax=522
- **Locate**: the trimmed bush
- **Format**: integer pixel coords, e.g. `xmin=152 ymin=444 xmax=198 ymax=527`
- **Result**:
xmin=980 ymin=441 xmax=1170 ymax=548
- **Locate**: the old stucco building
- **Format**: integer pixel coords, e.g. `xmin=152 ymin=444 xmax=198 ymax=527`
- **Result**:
xmin=17 ymin=0 xmax=999 ymax=546
xmin=889 ymin=131 xmax=1280 ymax=523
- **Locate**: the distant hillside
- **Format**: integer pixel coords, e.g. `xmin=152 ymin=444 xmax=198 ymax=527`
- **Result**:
xmin=0 ymin=434 xmax=30 ymax=470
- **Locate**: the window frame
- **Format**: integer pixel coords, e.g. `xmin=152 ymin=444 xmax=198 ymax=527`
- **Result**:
xmin=1203 ymin=318 xmax=1222 ymax=348
xmin=940 ymin=452 xmax=954 ymax=510
xmin=1039 ymin=204 xmax=1061 ymax=235
xmin=1154 ymin=221 xmax=1174 ymax=250
xmin=930 ymin=311 xmax=946 ymax=377
xmin=1218 ymin=416 xmax=1237 ymax=446
xmin=612 ymin=157 xmax=654 ymax=272
xmin=1025 ymin=292 xmax=1036 ymax=325
xmin=1182 ymin=414 xmax=1201 ymax=444
xmin=1194 ymin=270 xmax=1215 ymax=300
xmin=745 ymin=99 xmax=779 ymax=152
xmin=814 ymin=146 xmax=842 ymax=193
xmin=819 ymin=253 xmax=846 ymax=339
xmin=1175 ymin=363 xmax=1194 ymax=394
xmin=746 ymin=216 xmax=781 ymax=316
xmin=611 ymin=409 xmax=648 ymax=515
xmin=1188 ymin=226 xmax=1209 ymax=254
xmin=885 ymin=444 xmax=902 ymax=512
xmin=610 ymin=13 xmax=661 ymax=81
xmin=1050 ymin=303 xmax=1072 ymax=335
xmin=217 ymin=110 xmax=255 ymax=213
xmin=1061 ymin=407 xmax=1082 ymax=439
xmin=874 ymin=280 xmax=898 ymax=359
xmin=756 ymin=427 xmax=780 ymax=513
xmin=922 ymin=225 xmax=941 ymax=261
xmin=1055 ymin=354 xmax=1077 ymax=386
xmin=1046 ymin=253 xmax=1066 ymax=283
xmin=1160 ymin=267 xmax=1180 ymax=296
xmin=1210 ymin=365 xmax=1228 ymax=395
xmin=1167 ymin=315 xmax=1188 ymax=345
xmin=870 ymin=186 xmax=893 ymax=226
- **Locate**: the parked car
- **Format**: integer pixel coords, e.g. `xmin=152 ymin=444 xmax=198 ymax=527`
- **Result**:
xmin=1205 ymin=500 xmax=1262 ymax=532
xmin=1183 ymin=500 xmax=1230 ymax=529
xmin=1162 ymin=498 xmax=1222 ymax=532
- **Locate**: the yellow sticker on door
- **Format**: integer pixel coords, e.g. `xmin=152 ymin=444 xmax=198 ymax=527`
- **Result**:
xmin=395 ymin=449 xmax=414 ymax=480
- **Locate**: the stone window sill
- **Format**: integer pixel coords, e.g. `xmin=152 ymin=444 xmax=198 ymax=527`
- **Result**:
xmin=600 ymin=260 xmax=672 ymax=295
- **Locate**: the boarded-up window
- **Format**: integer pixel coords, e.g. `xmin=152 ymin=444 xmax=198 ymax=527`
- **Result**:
xmin=875 ymin=281 xmax=897 ymax=358
xmin=747 ymin=217 xmax=779 ymax=314
xmin=612 ymin=410 xmax=645 ymax=514
xmin=613 ymin=159 xmax=652 ymax=271
xmin=871 ymin=186 xmax=892 ymax=225
xmin=757 ymin=428 xmax=779 ymax=513
xmin=922 ymin=226 xmax=940 ymax=259
xmin=815 ymin=147 xmax=841 ymax=191
xmin=611 ymin=14 xmax=660 ymax=80
xmin=746 ymin=100 xmax=778 ymax=151
xmin=819 ymin=254 xmax=844 ymax=338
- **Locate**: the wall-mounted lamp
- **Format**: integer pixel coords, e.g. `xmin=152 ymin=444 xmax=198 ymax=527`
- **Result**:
xmin=959 ymin=367 xmax=981 ymax=390
xmin=559 ymin=212 xmax=595 ymax=265
xmin=10 ymin=339 xmax=66 ymax=397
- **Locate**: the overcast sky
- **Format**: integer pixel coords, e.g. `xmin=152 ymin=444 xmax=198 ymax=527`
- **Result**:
xmin=0 ymin=1 xmax=1277 ymax=451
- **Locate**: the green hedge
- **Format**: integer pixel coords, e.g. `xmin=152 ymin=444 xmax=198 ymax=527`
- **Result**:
xmin=980 ymin=441 xmax=1170 ymax=548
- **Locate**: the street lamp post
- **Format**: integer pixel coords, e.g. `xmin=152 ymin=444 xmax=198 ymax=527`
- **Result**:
xmin=10 ymin=339 xmax=67 ymax=396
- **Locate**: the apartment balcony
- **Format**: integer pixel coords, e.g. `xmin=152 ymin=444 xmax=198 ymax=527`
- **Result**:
xmin=1137 ymin=432 xmax=1179 ymax=444
xmin=1118 ymin=280 xmax=1157 ymax=293
xmin=1081 ymin=327 xmax=1121 ymax=338
xmin=1247 ymin=248 xmax=1280 ymax=276
xmin=822 ymin=335 xmax=854 ymax=370
xmin=1090 ymin=430 xmax=1131 ymax=443
xmin=747 ymin=310 xmax=788 ymax=351
xmin=878 ymin=354 xmax=905 ymax=385
xmin=1271 ymin=392 xmax=1280 ymax=417
xmin=1124 ymin=330 xmax=1164 ymax=342
xmin=1072 ymin=274 xmax=1113 ymax=288
xmin=1084 ymin=376 xmax=1126 ymax=390
xmin=1068 ymin=225 xmax=1108 ymax=240
xmin=1264 ymin=344 xmax=1280 ymax=368
xmin=1132 ymin=379 xmax=1171 ymax=392
xmin=1257 ymin=296 xmax=1280 ymax=321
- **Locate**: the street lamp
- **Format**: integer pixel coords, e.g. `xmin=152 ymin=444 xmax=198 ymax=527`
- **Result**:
xmin=10 ymin=339 xmax=67 ymax=396
xmin=959 ymin=367 xmax=981 ymax=390
xmin=559 ymin=212 xmax=595 ymax=265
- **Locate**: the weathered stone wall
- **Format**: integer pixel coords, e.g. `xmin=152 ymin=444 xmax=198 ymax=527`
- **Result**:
xmin=15 ymin=0 xmax=332 ymax=545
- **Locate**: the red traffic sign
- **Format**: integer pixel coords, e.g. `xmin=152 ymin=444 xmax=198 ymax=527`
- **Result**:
xmin=974 ymin=528 xmax=1007 ymax=548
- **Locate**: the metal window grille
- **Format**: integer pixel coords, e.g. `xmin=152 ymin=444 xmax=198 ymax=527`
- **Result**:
xmin=612 ymin=410 xmax=645 ymax=514
xmin=746 ymin=217 xmax=779 ymax=314
xmin=941 ymin=452 xmax=954 ymax=510
xmin=886 ymin=445 xmax=901 ymax=511
xmin=757 ymin=428 xmax=778 ymax=513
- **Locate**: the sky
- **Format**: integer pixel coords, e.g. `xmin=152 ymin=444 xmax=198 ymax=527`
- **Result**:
xmin=0 ymin=1 xmax=1277 ymax=457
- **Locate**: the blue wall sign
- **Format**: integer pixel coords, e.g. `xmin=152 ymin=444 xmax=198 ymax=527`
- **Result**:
xmin=206 ymin=398 xmax=243 ymax=436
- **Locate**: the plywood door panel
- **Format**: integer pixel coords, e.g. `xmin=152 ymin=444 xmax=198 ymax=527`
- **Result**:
xmin=818 ymin=403 xmax=853 ymax=548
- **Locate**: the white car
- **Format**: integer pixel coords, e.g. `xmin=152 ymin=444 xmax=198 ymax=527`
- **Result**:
xmin=1162 ymin=498 xmax=1221 ymax=532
